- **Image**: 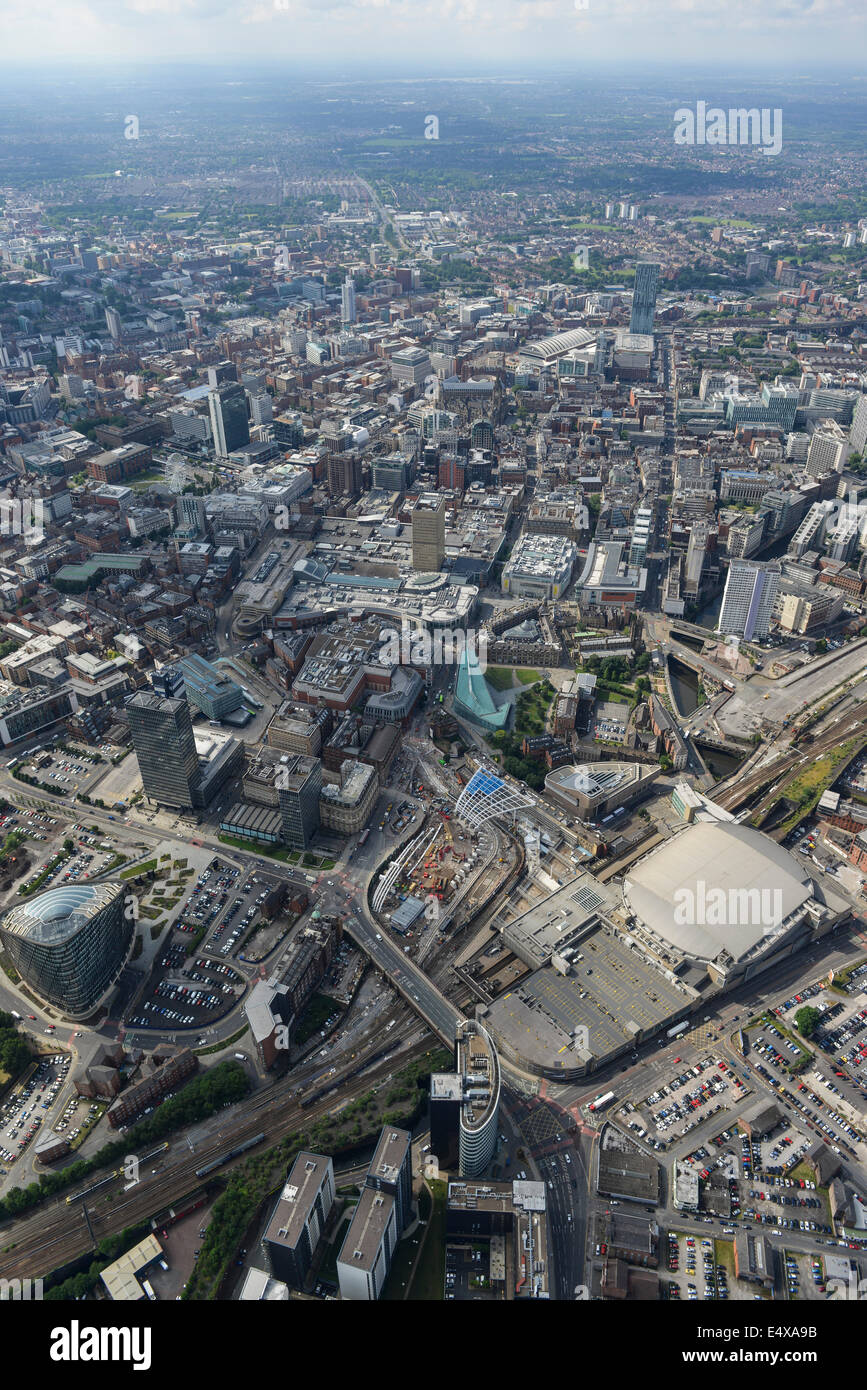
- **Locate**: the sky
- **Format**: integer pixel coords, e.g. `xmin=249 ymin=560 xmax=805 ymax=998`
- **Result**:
xmin=0 ymin=0 xmax=864 ymax=67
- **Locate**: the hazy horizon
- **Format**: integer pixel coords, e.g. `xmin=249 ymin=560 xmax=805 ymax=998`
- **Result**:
xmin=0 ymin=0 xmax=864 ymax=67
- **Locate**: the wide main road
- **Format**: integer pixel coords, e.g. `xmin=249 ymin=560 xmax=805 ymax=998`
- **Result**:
xmin=324 ymin=874 xmax=465 ymax=1046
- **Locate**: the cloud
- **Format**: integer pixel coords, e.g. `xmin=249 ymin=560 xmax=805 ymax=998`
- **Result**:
xmin=0 ymin=0 xmax=862 ymax=60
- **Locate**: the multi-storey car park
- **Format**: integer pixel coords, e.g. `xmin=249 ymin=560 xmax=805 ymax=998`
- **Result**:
xmin=480 ymin=793 xmax=848 ymax=1081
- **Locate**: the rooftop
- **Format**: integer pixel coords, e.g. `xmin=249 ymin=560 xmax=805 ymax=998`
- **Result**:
xmin=264 ymin=1152 xmax=332 ymax=1251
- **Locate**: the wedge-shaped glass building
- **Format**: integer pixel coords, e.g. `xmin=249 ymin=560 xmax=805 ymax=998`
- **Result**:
xmin=1 ymin=882 xmax=131 ymax=1018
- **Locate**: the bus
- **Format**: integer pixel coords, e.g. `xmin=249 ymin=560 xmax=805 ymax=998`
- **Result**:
xmin=358 ymin=827 xmax=371 ymax=847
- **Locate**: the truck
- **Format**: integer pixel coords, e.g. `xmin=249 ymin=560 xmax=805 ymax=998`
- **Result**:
xmin=141 ymin=1280 xmax=156 ymax=1301
xmin=588 ymin=1091 xmax=615 ymax=1112
xmin=666 ymin=1021 xmax=689 ymax=1040
xmin=9 ymin=1011 xmax=21 ymax=1020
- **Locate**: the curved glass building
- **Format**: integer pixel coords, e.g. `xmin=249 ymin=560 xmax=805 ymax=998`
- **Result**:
xmin=457 ymin=1021 xmax=501 ymax=1178
xmin=1 ymin=883 xmax=131 ymax=1019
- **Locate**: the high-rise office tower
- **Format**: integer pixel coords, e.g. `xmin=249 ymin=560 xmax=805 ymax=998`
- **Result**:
xmin=105 ymin=307 xmax=122 ymax=341
xmin=208 ymin=383 xmax=250 ymax=458
xmin=264 ymin=1153 xmax=335 ymax=1289
xmin=471 ymin=418 xmax=494 ymax=453
xmin=150 ymin=664 xmax=186 ymax=700
xmin=326 ymin=453 xmax=363 ymax=497
xmin=412 ymin=493 xmax=446 ymax=572
xmin=629 ymin=260 xmax=661 ymax=336
xmin=1 ymin=883 xmax=131 ymax=1020
xmin=429 ymin=1072 xmax=461 ymax=1168
xmin=177 ymin=493 xmax=207 ymax=535
xmin=456 ymin=1021 xmax=500 ymax=1178
xmin=336 ymin=1126 xmax=413 ymax=1301
xmin=341 ymin=275 xmax=357 ymax=325
xmin=207 ymin=360 xmax=238 ymax=389
xmin=365 ymin=1128 xmax=412 ymax=1233
xmin=126 ymin=691 xmax=202 ymax=809
xmin=718 ymin=560 xmax=780 ymax=640
xmin=249 ymin=392 xmax=273 ymax=427
xmin=851 ymin=395 xmax=867 ymax=456
xmin=275 ymin=754 xmax=322 ymax=850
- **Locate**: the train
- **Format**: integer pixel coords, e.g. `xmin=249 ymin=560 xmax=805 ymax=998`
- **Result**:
xmin=194 ymin=1132 xmax=265 ymax=1179
xmin=65 ymin=1143 xmax=169 ymax=1204
xmin=297 ymin=1044 xmax=401 ymax=1111
xmin=299 ymin=1085 xmax=339 ymax=1110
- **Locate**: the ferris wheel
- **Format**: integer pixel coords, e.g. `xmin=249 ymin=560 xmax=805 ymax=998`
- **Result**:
xmin=164 ymin=452 xmax=188 ymax=494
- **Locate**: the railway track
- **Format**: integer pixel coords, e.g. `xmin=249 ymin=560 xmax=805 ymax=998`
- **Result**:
xmin=0 ymin=1037 xmax=434 ymax=1282
xmin=716 ymin=704 xmax=867 ymax=815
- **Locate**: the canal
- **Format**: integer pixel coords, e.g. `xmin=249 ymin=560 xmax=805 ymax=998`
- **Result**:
xmin=668 ymin=654 xmax=700 ymax=716
xmin=696 ymin=743 xmax=745 ymax=780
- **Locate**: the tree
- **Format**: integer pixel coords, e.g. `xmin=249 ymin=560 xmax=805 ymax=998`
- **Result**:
xmin=794 ymin=1006 xmax=821 ymax=1038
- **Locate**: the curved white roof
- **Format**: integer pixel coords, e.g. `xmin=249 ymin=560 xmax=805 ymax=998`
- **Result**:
xmin=519 ymin=327 xmax=596 ymax=361
xmin=623 ymin=821 xmax=813 ymax=962
xmin=3 ymin=883 xmax=121 ymax=946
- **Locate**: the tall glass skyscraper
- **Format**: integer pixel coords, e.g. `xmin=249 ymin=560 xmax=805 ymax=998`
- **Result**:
xmin=276 ymin=754 xmax=322 ymax=849
xmin=126 ymin=691 xmax=202 ymax=808
xmin=629 ymin=260 xmax=661 ymax=336
xmin=341 ymin=275 xmax=357 ymax=324
xmin=208 ymin=382 xmax=250 ymax=457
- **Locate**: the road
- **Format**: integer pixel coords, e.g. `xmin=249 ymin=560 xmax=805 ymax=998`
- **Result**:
xmin=322 ymin=872 xmax=465 ymax=1045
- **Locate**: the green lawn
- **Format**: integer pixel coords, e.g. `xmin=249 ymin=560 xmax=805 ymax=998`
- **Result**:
xmin=515 ymin=668 xmax=541 ymax=685
xmin=119 ymin=858 xmax=157 ymax=879
xmin=194 ymin=1024 xmax=248 ymax=1057
xmin=218 ymin=834 xmax=296 ymax=862
xmin=689 ymin=214 xmax=756 ymax=227
xmin=484 ymin=667 xmax=516 ymax=693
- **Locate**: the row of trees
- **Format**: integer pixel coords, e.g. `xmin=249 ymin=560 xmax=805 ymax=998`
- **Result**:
xmin=0 ymin=1061 xmax=248 ymax=1221
xmin=185 ymin=1049 xmax=450 ymax=1299
xmin=0 ymin=1010 xmax=31 ymax=1080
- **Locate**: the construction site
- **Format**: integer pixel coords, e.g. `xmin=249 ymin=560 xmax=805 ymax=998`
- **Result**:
xmin=372 ymin=807 xmax=484 ymax=938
